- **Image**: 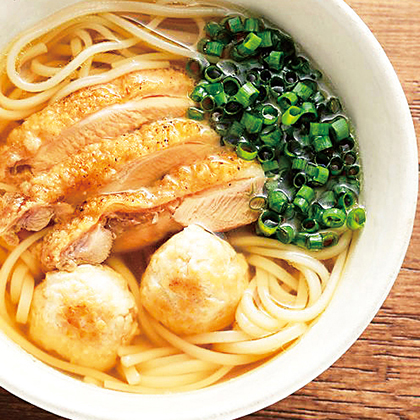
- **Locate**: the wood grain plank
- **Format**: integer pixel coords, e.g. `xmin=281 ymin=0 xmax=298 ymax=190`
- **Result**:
xmin=0 ymin=0 xmax=419 ymax=419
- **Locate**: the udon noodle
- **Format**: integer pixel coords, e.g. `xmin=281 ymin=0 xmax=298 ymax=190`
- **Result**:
xmin=0 ymin=227 xmax=352 ymax=393
xmin=0 ymin=0 xmax=356 ymax=394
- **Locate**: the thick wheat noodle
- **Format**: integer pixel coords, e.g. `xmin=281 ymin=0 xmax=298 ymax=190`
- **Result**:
xmin=298 ymin=265 xmax=322 ymax=304
xmin=15 ymin=272 xmax=34 ymax=324
xmin=117 ymin=342 xmax=153 ymax=357
xmin=111 ymin=51 xmax=175 ymax=67
xmin=138 ymin=354 xmax=192 ymax=371
xmin=141 ymin=359 xmax=218 ymax=376
xmin=239 ymin=278 xmax=284 ymax=332
xmin=213 ymin=323 xmax=307 ymax=355
xmin=50 ymin=58 xmax=169 ymax=102
xmin=245 ymin=254 xmax=299 ymax=290
xmin=9 ymin=262 xmax=28 ymax=305
xmin=234 ymin=307 xmax=270 ymax=338
xmin=186 ymin=330 xmax=252 ymax=345
xmin=121 ymin=346 xmax=180 ymax=367
xmin=120 ymin=364 xmax=141 ymax=385
xmin=295 ymin=272 xmax=308 ymax=307
xmin=266 ymin=275 xmax=297 ymax=308
xmin=246 ymin=247 xmax=330 ymax=287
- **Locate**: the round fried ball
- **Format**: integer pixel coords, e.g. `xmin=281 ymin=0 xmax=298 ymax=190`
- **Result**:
xmin=28 ymin=264 xmax=138 ymax=371
xmin=140 ymin=225 xmax=249 ymax=335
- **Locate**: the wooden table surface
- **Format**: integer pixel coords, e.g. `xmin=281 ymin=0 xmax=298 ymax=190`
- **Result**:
xmin=1 ymin=0 xmax=419 ymax=419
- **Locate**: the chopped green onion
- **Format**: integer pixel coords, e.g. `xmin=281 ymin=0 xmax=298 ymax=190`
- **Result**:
xmin=189 ymin=85 xmax=208 ymax=102
xmin=203 ymin=82 xmax=223 ymax=95
xmin=293 ymin=81 xmax=314 ymax=100
xmin=205 ymin=41 xmax=224 ymax=57
xmin=257 ymin=211 xmax=281 ymax=236
xmin=204 ymin=65 xmax=224 ymax=83
xmin=197 ymin=38 xmax=211 ymax=54
xmin=241 ymin=111 xmax=263 ymax=133
xmin=308 ymin=203 xmax=324 ymax=221
xmin=228 ymin=120 xmax=244 ymax=137
xmin=235 ymin=82 xmax=259 ymax=107
xmin=222 ymin=76 xmax=241 ymax=96
xmin=281 ymin=106 xmax=302 ymax=125
xmin=236 ymin=141 xmax=258 ymax=160
xmin=331 ymin=117 xmax=350 ymax=141
xmin=260 ymin=69 xmax=272 ymax=84
xmin=257 ymin=31 xmax=273 ymax=48
xmin=320 ymin=231 xmax=339 ymax=248
xmin=310 ymin=122 xmax=330 ymax=137
xmin=276 ymin=223 xmax=296 ymax=244
xmin=347 ymin=207 xmax=366 ymax=230
xmin=262 ymin=160 xmax=280 ymax=173
xmin=321 ymin=207 xmax=346 ymax=228
xmin=296 ymin=185 xmax=315 ymax=202
xmin=260 ymin=126 xmax=282 ymax=147
xmin=313 ymin=135 xmax=333 ymax=152
xmin=300 ymin=102 xmax=318 ymax=121
xmin=213 ymin=90 xmax=228 ymax=107
xmin=327 ymin=97 xmax=341 ymax=113
xmin=200 ymin=96 xmax=216 ymax=112
xmin=205 ymin=21 xmax=223 ymax=38
xmin=345 ymin=164 xmax=361 ymax=178
xmin=302 ymin=218 xmax=319 ymax=233
xmin=225 ymin=16 xmax=243 ymax=33
xmin=329 ymin=156 xmax=344 ymax=176
xmin=264 ymin=51 xmax=284 ymax=70
xmin=237 ymin=33 xmax=262 ymax=56
xmin=306 ymin=233 xmax=324 ymax=250
xmin=244 ymin=17 xmax=261 ymax=32
xmin=293 ymin=196 xmax=309 ymax=214
xmin=257 ymin=145 xmax=275 ymax=162
xmin=246 ymin=70 xmax=261 ymax=86
xmin=249 ymin=195 xmax=267 ymax=211
xmin=186 ymin=107 xmax=205 ymax=120
xmin=260 ymin=104 xmax=279 ymax=125
xmin=224 ymin=99 xmax=243 ymax=115
xmin=313 ymin=165 xmax=329 ymax=185
xmin=186 ymin=56 xmax=210 ymax=79
xmin=338 ymin=190 xmax=357 ymax=209
xmin=292 ymin=157 xmax=307 ymax=172
xmin=268 ymin=189 xmax=289 ymax=213
xmin=277 ymin=92 xmax=298 ymax=110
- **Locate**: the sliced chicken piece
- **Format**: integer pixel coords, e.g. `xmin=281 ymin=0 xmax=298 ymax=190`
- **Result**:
xmin=0 ymin=119 xmax=220 ymax=242
xmin=40 ymin=152 xmax=265 ymax=271
xmin=0 ymin=67 xmax=194 ymax=180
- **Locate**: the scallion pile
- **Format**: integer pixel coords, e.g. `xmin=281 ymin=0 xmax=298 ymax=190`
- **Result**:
xmin=186 ymin=14 xmax=366 ymax=250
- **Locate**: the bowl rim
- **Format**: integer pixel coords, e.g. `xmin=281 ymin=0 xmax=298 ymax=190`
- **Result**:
xmin=0 ymin=0 xmax=417 ymax=419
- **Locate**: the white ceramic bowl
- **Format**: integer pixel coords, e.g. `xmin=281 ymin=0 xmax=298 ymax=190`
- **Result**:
xmin=0 ymin=1 xmax=417 ymax=419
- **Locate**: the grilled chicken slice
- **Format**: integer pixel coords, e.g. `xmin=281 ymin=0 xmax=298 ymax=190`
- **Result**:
xmin=0 ymin=67 xmax=194 ymax=181
xmin=41 ymin=152 xmax=265 ymax=271
xmin=0 ymin=119 xmax=220 ymax=242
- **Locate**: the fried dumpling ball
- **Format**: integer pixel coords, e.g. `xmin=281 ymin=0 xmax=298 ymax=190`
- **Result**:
xmin=140 ymin=224 xmax=250 ymax=335
xmin=28 ymin=264 xmax=138 ymax=371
